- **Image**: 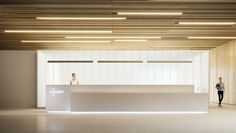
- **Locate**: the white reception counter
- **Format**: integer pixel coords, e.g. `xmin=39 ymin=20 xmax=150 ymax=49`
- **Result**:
xmin=46 ymin=85 xmax=208 ymax=113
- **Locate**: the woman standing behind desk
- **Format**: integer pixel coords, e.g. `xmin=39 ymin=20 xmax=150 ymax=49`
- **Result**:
xmin=70 ymin=73 xmax=79 ymax=85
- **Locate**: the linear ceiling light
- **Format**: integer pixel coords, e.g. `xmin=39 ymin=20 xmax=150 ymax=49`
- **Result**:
xmin=188 ymin=37 xmax=236 ymax=39
xmin=5 ymin=30 xmax=112 ymax=33
xmin=117 ymin=12 xmax=183 ymax=15
xmin=36 ymin=17 xmax=126 ymax=20
xmin=21 ymin=40 xmax=111 ymax=43
xmin=115 ymin=39 xmax=148 ymax=42
xmin=179 ymin=22 xmax=236 ymax=25
xmin=65 ymin=36 xmax=162 ymax=39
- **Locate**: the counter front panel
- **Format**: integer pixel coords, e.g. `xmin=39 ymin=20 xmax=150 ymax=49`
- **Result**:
xmin=46 ymin=85 xmax=208 ymax=112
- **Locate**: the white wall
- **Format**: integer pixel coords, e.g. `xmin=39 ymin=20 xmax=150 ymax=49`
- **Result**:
xmin=37 ymin=50 xmax=209 ymax=107
xmin=37 ymin=52 xmax=47 ymax=108
xmin=193 ymin=52 xmax=209 ymax=93
xmin=45 ymin=51 xmax=195 ymax=85
xmin=48 ymin=63 xmax=193 ymax=85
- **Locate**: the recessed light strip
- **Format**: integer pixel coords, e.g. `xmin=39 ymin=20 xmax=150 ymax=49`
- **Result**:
xmin=117 ymin=12 xmax=183 ymax=15
xmin=21 ymin=40 xmax=111 ymax=43
xmin=179 ymin=22 xmax=236 ymax=25
xmin=188 ymin=37 xmax=236 ymax=39
xmin=66 ymin=36 xmax=162 ymax=39
xmin=5 ymin=30 xmax=112 ymax=33
xmin=36 ymin=17 xmax=126 ymax=20
xmin=115 ymin=39 xmax=148 ymax=42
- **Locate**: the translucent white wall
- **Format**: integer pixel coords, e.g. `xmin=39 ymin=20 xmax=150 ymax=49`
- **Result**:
xmin=193 ymin=51 xmax=209 ymax=93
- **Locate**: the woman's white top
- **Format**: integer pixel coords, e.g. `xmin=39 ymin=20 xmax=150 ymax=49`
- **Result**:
xmin=216 ymin=82 xmax=225 ymax=91
xmin=70 ymin=79 xmax=79 ymax=85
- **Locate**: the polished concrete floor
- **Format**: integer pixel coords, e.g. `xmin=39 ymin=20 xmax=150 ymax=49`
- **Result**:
xmin=0 ymin=104 xmax=236 ymax=133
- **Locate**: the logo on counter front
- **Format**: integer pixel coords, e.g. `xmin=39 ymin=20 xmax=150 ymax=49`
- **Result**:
xmin=49 ymin=88 xmax=64 ymax=96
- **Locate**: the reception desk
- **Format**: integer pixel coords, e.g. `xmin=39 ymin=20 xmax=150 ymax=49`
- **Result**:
xmin=46 ymin=85 xmax=208 ymax=113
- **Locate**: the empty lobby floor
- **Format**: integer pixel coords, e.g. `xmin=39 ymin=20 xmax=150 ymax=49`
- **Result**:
xmin=0 ymin=104 xmax=236 ymax=133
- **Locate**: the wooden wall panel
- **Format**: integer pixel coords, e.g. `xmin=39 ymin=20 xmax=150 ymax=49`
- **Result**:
xmin=229 ymin=43 xmax=234 ymax=104
xmin=210 ymin=48 xmax=216 ymax=102
xmin=210 ymin=40 xmax=236 ymax=104
xmin=234 ymin=40 xmax=236 ymax=104
xmin=224 ymin=44 xmax=229 ymax=104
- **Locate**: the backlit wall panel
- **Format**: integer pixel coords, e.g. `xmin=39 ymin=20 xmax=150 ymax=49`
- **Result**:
xmin=37 ymin=50 xmax=209 ymax=107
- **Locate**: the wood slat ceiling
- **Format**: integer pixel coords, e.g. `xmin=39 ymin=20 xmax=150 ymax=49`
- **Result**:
xmin=0 ymin=0 xmax=236 ymax=50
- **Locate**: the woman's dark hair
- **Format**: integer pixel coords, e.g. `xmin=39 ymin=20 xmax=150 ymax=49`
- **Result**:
xmin=72 ymin=73 xmax=76 ymax=77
